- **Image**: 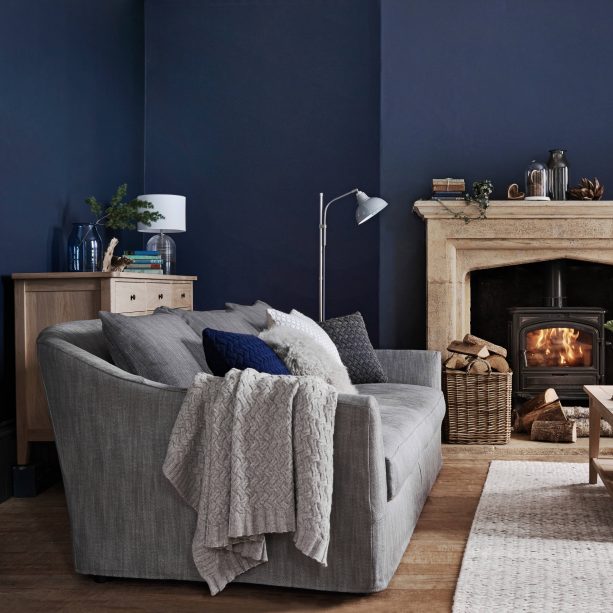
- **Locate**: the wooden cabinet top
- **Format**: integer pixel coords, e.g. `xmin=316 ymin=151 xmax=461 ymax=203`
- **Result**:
xmin=12 ymin=272 xmax=197 ymax=281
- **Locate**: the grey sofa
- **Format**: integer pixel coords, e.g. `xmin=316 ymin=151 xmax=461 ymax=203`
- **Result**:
xmin=37 ymin=319 xmax=445 ymax=593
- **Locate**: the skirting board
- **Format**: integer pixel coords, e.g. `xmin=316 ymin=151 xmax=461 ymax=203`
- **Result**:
xmin=0 ymin=420 xmax=16 ymax=503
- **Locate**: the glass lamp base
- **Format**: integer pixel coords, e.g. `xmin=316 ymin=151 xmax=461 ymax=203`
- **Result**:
xmin=146 ymin=233 xmax=176 ymax=275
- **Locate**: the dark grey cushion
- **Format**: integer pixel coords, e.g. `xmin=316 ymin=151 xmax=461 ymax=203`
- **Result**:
xmin=99 ymin=311 xmax=210 ymax=386
xmin=224 ymin=300 xmax=272 ymax=331
xmin=356 ymin=383 xmax=445 ymax=500
xmin=156 ymin=306 xmax=259 ymax=336
xmin=319 ymin=312 xmax=387 ymax=384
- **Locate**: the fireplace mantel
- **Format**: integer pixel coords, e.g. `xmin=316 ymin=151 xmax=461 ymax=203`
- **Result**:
xmin=413 ymin=199 xmax=613 ymax=356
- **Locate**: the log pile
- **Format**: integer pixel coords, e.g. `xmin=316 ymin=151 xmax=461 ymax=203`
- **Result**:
xmin=445 ymin=334 xmax=511 ymax=374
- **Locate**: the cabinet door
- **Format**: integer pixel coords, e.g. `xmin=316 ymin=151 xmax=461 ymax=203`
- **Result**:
xmin=113 ymin=282 xmax=147 ymax=313
xmin=171 ymin=283 xmax=193 ymax=309
xmin=146 ymin=283 xmax=174 ymax=311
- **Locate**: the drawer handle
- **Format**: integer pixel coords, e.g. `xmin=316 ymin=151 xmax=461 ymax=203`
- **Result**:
xmin=181 ymin=293 xmax=186 ymax=298
xmin=130 ymin=294 xmax=136 ymax=301
xmin=158 ymin=293 xmax=164 ymax=300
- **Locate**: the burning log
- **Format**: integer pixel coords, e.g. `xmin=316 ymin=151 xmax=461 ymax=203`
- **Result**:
xmin=531 ymin=420 xmax=577 ymax=443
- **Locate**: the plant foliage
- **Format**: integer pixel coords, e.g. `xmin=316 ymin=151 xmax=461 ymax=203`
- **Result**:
xmin=436 ymin=179 xmax=494 ymax=223
xmin=85 ymin=184 xmax=164 ymax=230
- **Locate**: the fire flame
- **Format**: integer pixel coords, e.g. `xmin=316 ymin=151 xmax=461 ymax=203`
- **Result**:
xmin=526 ymin=327 xmax=590 ymax=367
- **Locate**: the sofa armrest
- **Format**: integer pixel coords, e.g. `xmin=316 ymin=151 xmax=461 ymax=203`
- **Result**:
xmin=375 ymin=349 xmax=442 ymax=390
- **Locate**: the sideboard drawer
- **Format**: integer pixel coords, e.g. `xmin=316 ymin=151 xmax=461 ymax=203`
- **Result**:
xmin=114 ymin=282 xmax=147 ymax=313
xmin=147 ymin=283 xmax=174 ymax=310
xmin=172 ymin=283 xmax=193 ymax=308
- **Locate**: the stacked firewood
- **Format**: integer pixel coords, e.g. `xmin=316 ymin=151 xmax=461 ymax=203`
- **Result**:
xmin=514 ymin=388 xmax=576 ymax=442
xmin=445 ymin=334 xmax=511 ymax=373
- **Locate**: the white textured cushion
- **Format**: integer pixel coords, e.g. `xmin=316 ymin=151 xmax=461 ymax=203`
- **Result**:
xmin=266 ymin=308 xmax=343 ymax=365
xmin=259 ymin=326 xmax=356 ymax=394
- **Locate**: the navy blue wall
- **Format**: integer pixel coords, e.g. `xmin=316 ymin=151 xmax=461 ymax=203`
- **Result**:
xmin=144 ymin=0 xmax=381 ymax=335
xmin=379 ymin=0 xmax=613 ymax=348
xmin=0 ymin=0 xmax=145 ymax=422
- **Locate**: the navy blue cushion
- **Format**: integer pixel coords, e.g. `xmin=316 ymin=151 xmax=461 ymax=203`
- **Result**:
xmin=202 ymin=328 xmax=290 ymax=377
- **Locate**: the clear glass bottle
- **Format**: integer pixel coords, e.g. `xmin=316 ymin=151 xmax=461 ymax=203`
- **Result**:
xmin=525 ymin=160 xmax=550 ymax=200
xmin=67 ymin=223 xmax=103 ymax=272
xmin=547 ymin=149 xmax=569 ymax=200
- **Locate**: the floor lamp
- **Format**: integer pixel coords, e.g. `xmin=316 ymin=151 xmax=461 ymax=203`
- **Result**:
xmin=319 ymin=189 xmax=389 ymax=322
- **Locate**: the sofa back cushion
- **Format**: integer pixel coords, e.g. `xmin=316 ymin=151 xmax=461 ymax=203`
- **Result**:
xmin=100 ymin=311 xmax=210 ymax=387
xmin=156 ymin=306 xmax=259 ymax=336
xmin=224 ymin=300 xmax=272 ymax=331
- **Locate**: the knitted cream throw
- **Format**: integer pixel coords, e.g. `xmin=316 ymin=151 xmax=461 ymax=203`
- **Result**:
xmin=162 ymin=368 xmax=337 ymax=595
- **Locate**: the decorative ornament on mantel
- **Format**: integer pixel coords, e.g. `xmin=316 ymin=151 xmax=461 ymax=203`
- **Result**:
xmin=506 ymin=183 xmax=525 ymax=200
xmin=568 ymin=177 xmax=604 ymax=201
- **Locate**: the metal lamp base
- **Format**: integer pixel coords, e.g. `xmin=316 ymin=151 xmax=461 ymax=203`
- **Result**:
xmin=146 ymin=232 xmax=176 ymax=275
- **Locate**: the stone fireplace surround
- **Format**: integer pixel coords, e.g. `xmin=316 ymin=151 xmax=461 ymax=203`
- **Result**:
xmin=413 ymin=200 xmax=613 ymax=357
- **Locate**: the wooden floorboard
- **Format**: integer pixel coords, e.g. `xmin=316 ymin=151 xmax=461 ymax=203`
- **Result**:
xmin=0 ymin=455 xmax=590 ymax=612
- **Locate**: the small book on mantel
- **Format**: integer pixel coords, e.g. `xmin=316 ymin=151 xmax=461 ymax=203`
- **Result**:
xmin=433 ymin=191 xmax=465 ymax=200
xmin=432 ymin=178 xmax=465 ymax=192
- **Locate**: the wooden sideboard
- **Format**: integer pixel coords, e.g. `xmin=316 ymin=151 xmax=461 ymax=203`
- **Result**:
xmin=13 ymin=272 xmax=197 ymax=465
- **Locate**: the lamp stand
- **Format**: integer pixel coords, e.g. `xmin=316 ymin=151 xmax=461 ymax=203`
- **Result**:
xmin=318 ymin=188 xmax=359 ymax=322
xmin=146 ymin=231 xmax=176 ymax=275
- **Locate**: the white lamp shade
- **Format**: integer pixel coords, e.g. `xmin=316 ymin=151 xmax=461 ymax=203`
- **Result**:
xmin=137 ymin=194 xmax=186 ymax=233
xmin=355 ymin=191 xmax=388 ymax=225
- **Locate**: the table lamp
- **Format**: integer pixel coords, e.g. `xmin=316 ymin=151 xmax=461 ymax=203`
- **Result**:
xmin=137 ymin=194 xmax=186 ymax=274
xmin=319 ymin=189 xmax=388 ymax=321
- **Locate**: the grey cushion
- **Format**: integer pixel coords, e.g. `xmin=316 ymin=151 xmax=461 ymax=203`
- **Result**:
xmin=156 ymin=306 xmax=259 ymax=336
xmin=100 ymin=311 xmax=210 ymax=386
xmin=320 ymin=312 xmax=387 ymax=384
xmin=357 ymin=383 xmax=446 ymax=500
xmin=224 ymin=300 xmax=272 ymax=331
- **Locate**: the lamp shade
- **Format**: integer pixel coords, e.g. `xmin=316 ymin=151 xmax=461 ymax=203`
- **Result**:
xmin=355 ymin=191 xmax=388 ymax=225
xmin=137 ymin=194 xmax=186 ymax=233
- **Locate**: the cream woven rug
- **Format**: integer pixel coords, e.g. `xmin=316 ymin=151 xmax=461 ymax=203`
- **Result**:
xmin=453 ymin=461 xmax=613 ymax=613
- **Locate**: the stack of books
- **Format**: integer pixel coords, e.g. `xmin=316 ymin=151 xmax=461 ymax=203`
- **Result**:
xmin=123 ymin=250 xmax=164 ymax=274
xmin=432 ymin=178 xmax=466 ymax=200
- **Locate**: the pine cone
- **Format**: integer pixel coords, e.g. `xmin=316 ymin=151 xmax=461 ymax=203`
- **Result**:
xmin=568 ymin=177 xmax=604 ymax=200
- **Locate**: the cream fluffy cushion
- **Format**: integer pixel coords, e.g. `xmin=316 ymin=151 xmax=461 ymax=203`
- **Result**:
xmin=265 ymin=308 xmax=343 ymax=365
xmin=259 ymin=325 xmax=356 ymax=395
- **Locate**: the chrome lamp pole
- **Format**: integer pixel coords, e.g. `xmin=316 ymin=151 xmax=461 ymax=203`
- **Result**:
xmin=318 ymin=189 xmax=389 ymax=322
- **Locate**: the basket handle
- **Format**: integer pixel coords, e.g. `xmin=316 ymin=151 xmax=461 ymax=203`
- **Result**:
xmin=465 ymin=358 xmax=492 ymax=374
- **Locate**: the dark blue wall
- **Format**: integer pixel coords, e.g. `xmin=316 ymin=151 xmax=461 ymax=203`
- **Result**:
xmin=379 ymin=0 xmax=613 ymax=348
xmin=0 ymin=0 xmax=145 ymax=422
xmin=144 ymin=0 xmax=381 ymax=335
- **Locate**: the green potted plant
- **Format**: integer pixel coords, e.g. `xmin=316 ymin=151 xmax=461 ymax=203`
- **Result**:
xmin=67 ymin=184 xmax=164 ymax=272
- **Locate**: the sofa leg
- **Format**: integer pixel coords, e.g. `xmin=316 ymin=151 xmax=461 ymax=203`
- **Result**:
xmin=92 ymin=575 xmax=112 ymax=583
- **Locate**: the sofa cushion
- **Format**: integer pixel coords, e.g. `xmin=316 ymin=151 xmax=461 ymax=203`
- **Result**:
xmin=100 ymin=311 xmax=210 ymax=386
xmin=356 ymin=383 xmax=446 ymax=500
xmin=265 ymin=308 xmax=343 ymax=365
xmin=203 ymin=328 xmax=290 ymax=376
xmin=156 ymin=306 xmax=259 ymax=336
xmin=320 ymin=312 xmax=387 ymax=384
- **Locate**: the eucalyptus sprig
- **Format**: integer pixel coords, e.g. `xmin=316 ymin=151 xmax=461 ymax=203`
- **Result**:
xmin=85 ymin=183 xmax=163 ymax=230
xmin=436 ymin=179 xmax=494 ymax=224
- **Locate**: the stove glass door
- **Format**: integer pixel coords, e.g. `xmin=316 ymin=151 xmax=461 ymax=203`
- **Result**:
xmin=524 ymin=325 xmax=594 ymax=368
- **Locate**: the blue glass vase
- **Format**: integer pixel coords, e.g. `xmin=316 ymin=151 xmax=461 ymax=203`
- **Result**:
xmin=67 ymin=223 xmax=103 ymax=272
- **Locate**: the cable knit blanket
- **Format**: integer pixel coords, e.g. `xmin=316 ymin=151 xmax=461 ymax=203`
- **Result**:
xmin=162 ymin=368 xmax=337 ymax=595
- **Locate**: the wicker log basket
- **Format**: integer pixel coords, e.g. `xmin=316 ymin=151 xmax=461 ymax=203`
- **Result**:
xmin=444 ymin=356 xmax=513 ymax=445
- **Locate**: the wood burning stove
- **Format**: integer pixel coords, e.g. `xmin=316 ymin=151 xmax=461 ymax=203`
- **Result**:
xmin=509 ymin=261 xmax=605 ymax=403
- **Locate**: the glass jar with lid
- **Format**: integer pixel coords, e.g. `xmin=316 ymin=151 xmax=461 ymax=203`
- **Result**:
xmin=525 ymin=160 xmax=550 ymax=200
